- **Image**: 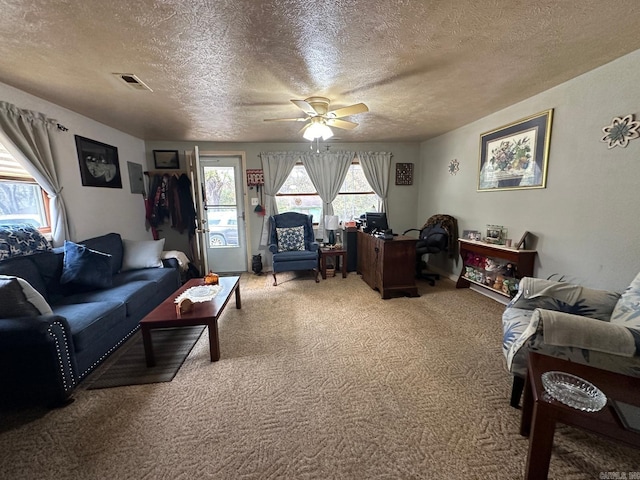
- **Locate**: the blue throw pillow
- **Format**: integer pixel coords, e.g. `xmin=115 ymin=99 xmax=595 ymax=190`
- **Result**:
xmin=60 ymin=240 xmax=113 ymax=289
xmin=276 ymin=226 xmax=306 ymax=252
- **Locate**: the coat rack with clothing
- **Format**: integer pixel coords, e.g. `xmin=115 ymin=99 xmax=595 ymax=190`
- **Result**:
xmin=143 ymin=170 xmax=200 ymax=281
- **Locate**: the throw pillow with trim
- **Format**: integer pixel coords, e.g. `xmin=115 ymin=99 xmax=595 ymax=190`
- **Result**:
xmin=276 ymin=226 xmax=305 ymax=252
xmin=60 ymin=240 xmax=113 ymax=289
xmin=121 ymin=238 xmax=165 ymax=271
xmin=0 ymin=275 xmax=53 ymax=317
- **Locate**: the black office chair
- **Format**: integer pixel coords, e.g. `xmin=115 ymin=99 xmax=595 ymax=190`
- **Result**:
xmin=403 ymin=223 xmax=449 ymax=286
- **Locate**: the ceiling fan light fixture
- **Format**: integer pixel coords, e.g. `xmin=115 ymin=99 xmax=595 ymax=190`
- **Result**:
xmin=303 ymin=121 xmax=333 ymax=141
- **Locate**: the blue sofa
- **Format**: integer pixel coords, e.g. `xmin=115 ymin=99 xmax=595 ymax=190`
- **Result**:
xmin=0 ymin=232 xmax=181 ymax=407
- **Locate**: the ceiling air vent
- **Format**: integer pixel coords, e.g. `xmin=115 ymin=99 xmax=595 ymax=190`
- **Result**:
xmin=113 ymin=73 xmax=153 ymax=92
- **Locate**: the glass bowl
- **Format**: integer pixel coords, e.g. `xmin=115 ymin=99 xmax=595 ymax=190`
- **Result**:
xmin=541 ymin=371 xmax=607 ymax=412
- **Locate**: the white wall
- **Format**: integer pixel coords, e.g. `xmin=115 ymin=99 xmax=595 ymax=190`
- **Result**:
xmin=418 ymin=49 xmax=640 ymax=292
xmin=144 ymin=140 xmax=421 ymax=264
xmin=0 ymin=81 xmax=152 ymax=242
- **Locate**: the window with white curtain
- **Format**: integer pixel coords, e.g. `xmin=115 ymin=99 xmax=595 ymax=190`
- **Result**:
xmin=0 ymin=140 xmax=50 ymax=231
xmin=276 ymin=161 xmax=380 ymax=223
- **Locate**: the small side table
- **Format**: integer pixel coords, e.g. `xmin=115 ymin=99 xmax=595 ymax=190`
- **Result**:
xmin=520 ymin=352 xmax=640 ymax=479
xmin=319 ymin=248 xmax=347 ymax=280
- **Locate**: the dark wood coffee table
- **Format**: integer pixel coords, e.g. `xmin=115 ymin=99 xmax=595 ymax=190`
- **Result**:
xmin=520 ymin=352 xmax=640 ymax=479
xmin=140 ymin=276 xmax=241 ymax=367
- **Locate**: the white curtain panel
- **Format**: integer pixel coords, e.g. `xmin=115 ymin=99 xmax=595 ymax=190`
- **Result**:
xmin=301 ymin=151 xmax=354 ymax=240
xmin=0 ymin=101 xmax=70 ymax=246
xmin=357 ymin=151 xmax=392 ymax=217
xmin=258 ymin=151 xmax=299 ymax=246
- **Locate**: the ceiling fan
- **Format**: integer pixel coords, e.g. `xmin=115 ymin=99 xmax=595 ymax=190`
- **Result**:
xmin=264 ymin=96 xmax=369 ymax=140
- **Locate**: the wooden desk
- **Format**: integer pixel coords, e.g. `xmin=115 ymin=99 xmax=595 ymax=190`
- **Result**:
xmin=357 ymin=231 xmax=419 ymax=299
xmin=521 ymin=353 xmax=640 ymax=479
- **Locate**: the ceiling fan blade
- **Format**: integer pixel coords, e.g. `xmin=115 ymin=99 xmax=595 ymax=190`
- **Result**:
xmin=291 ymin=99 xmax=318 ymax=116
xmin=326 ymin=103 xmax=369 ymax=118
xmin=299 ymin=123 xmax=312 ymax=134
xmin=264 ymin=117 xmax=308 ymax=122
xmin=326 ymin=118 xmax=358 ymax=130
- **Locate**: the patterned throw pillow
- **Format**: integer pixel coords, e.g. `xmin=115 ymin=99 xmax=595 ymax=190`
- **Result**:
xmin=0 ymin=224 xmax=51 ymax=261
xmin=611 ymin=271 xmax=640 ymax=325
xmin=276 ymin=226 xmax=306 ymax=252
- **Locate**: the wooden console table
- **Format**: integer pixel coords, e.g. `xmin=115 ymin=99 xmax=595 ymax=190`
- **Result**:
xmin=456 ymin=238 xmax=536 ymax=298
xmin=357 ymin=231 xmax=419 ymax=299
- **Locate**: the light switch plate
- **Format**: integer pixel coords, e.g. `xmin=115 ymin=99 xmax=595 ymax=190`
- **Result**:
xmin=251 ymin=198 xmax=259 ymax=206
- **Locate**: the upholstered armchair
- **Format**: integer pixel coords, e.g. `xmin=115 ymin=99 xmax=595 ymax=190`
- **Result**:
xmin=502 ymin=275 xmax=640 ymax=407
xmin=268 ymin=212 xmax=319 ymax=286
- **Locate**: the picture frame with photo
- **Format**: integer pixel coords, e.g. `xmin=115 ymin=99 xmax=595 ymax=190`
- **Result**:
xmin=153 ymin=150 xmax=180 ymax=169
xmin=74 ymin=135 xmax=122 ymax=188
xmin=462 ymin=229 xmax=480 ymax=241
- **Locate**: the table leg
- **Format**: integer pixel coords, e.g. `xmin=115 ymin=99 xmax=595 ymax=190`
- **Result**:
xmin=524 ymin=403 xmax=556 ymax=480
xmin=341 ymin=253 xmax=347 ymax=278
xmin=208 ymin=320 xmax=220 ymax=362
xmin=520 ymin=373 xmax=534 ymax=437
xmin=234 ymin=284 xmax=242 ymax=309
xmin=141 ymin=326 xmax=155 ymax=367
xmin=321 ymin=255 xmax=327 ymax=279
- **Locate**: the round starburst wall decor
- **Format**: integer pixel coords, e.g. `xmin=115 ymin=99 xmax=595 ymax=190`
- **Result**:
xmin=448 ymin=158 xmax=459 ymax=175
xmin=601 ymin=114 xmax=640 ymax=148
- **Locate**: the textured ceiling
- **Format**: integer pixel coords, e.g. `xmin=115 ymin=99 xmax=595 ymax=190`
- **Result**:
xmin=1 ymin=0 xmax=640 ymax=143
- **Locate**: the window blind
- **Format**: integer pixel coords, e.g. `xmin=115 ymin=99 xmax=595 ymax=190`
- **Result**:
xmin=0 ymin=142 xmax=33 ymax=181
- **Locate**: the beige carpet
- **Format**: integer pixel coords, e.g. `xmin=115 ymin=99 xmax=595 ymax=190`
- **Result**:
xmin=1 ymin=273 xmax=638 ymax=479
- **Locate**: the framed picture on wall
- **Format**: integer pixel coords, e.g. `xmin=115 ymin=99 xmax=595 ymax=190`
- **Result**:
xmin=478 ymin=109 xmax=553 ymax=192
xmin=153 ymin=150 xmax=180 ymax=169
xmin=74 ymin=135 xmax=122 ymax=188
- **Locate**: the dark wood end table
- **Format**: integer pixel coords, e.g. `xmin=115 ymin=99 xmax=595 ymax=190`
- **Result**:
xmin=140 ymin=276 xmax=241 ymax=367
xmin=319 ymin=247 xmax=347 ymax=279
xmin=520 ymin=352 xmax=640 ymax=479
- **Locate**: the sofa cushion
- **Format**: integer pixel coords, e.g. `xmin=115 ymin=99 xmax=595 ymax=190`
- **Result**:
xmin=53 ymin=301 xmax=126 ymax=354
xmin=28 ymin=249 xmax=68 ymax=302
xmin=116 ymin=268 xmax=179 ymax=300
xmin=0 ymin=275 xmax=52 ymax=317
xmin=611 ymin=271 xmax=640 ymax=326
xmin=273 ymin=250 xmax=318 ymax=262
xmin=121 ymin=238 xmax=165 ymax=271
xmin=82 ymin=233 xmax=123 ymax=274
xmin=276 ymin=225 xmax=305 ymax=252
xmin=60 ymin=240 xmax=113 ymax=290
xmin=55 ymin=280 xmax=157 ymax=318
xmin=0 ymin=255 xmax=48 ymax=300
xmin=0 ymin=224 xmax=51 ymax=261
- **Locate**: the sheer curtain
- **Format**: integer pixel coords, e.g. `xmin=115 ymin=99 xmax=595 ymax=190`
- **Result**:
xmin=301 ymin=151 xmax=354 ymax=240
xmin=259 ymin=151 xmax=299 ymax=246
xmin=357 ymin=151 xmax=392 ymax=216
xmin=0 ymin=101 xmax=70 ymax=246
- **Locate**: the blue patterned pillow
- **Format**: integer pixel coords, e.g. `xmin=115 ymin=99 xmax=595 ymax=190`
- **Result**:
xmin=276 ymin=226 xmax=305 ymax=252
xmin=0 ymin=224 xmax=51 ymax=261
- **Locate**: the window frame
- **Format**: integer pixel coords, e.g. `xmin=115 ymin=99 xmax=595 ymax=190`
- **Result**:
xmin=275 ymin=161 xmax=379 ymax=224
xmin=0 ymin=143 xmax=51 ymax=233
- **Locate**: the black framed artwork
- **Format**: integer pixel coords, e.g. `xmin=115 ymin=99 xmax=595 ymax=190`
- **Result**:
xmin=395 ymin=162 xmax=413 ymax=185
xmin=74 ymin=135 xmax=122 ymax=188
xmin=153 ymin=150 xmax=180 ymax=169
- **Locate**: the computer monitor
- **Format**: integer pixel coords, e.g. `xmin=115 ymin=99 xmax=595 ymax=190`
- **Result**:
xmin=365 ymin=212 xmax=388 ymax=233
